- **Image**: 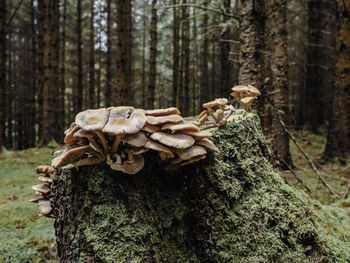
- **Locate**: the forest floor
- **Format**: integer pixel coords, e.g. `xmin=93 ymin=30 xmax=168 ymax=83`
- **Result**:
xmin=0 ymin=131 xmax=349 ymax=262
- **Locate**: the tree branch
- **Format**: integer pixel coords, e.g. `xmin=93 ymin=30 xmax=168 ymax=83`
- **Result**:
xmin=281 ymin=159 xmax=312 ymax=195
xmin=6 ymin=0 xmax=25 ymax=29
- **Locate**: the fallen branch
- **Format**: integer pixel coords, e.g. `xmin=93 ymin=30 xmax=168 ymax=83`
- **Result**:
xmin=344 ymin=183 xmax=350 ymax=199
xmin=281 ymin=159 xmax=311 ymax=194
xmin=278 ymin=114 xmax=340 ymax=198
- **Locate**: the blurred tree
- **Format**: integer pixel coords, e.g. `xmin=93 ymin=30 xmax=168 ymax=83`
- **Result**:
xmin=0 ymin=0 xmax=6 ymax=151
xmin=89 ymin=0 xmax=95 ymax=108
xmin=148 ymin=0 xmax=158 ymax=109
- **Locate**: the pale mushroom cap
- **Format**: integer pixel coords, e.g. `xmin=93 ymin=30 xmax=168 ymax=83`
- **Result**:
xmin=121 ymin=131 xmax=147 ymax=147
xmin=202 ymin=100 xmax=218 ymax=109
xmin=146 ymin=107 xmax=181 ymax=116
xmin=146 ymin=114 xmax=183 ymax=125
xmin=32 ymin=184 xmax=51 ymax=194
xmin=202 ymin=98 xmax=228 ymax=109
xmin=64 ymin=122 xmax=77 ymax=135
xmin=161 ymin=122 xmax=200 ymax=132
xmin=180 ymin=154 xmax=206 ymax=166
xmin=196 ymin=138 xmax=220 ymax=153
xmin=122 ymin=155 xmax=145 ymax=175
xmin=38 ymin=199 xmax=52 ymax=216
xmin=36 ymin=165 xmax=54 ymax=175
xmin=73 ymin=129 xmax=95 ymax=138
xmin=142 ymin=123 xmax=160 ymax=133
xmin=150 ymin=132 xmax=195 ymax=149
xmin=75 ymin=108 xmax=109 ymax=131
xmin=232 ymin=85 xmax=249 ymax=93
xmin=144 ymin=140 xmax=174 ymax=158
xmin=51 ymin=145 xmax=91 ymax=168
xmin=102 ymin=107 xmax=146 ymax=135
xmin=247 ymin=84 xmax=261 ymax=96
xmin=176 ymin=145 xmax=207 ymax=160
xmin=38 ymin=176 xmax=53 ymax=184
xmin=64 ymin=126 xmax=80 ymax=144
xmin=182 ymin=130 xmax=212 ymax=140
xmin=29 ymin=197 xmax=45 ymax=203
xmin=241 ymin=97 xmax=256 ymax=104
xmin=131 ymin=147 xmax=149 ymax=155
xmin=215 ymin=98 xmax=228 ymax=105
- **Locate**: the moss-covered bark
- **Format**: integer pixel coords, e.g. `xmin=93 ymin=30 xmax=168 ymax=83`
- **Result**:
xmin=52 ymin=113 xmax=349 ymax=262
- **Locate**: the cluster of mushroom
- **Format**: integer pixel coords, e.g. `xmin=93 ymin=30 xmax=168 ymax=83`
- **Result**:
xmin=29 ymin=165 xmax=54 ymax=217
xmin=51 ymin=106 xmax=219 ymax=175
xmin=197 ymin=98 xmax=235 ymax=127
xmin=231 ymin=85 xmax=261 ymax=111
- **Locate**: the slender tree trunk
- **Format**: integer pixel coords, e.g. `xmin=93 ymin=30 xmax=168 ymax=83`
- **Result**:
xmin=141 ymin=14 xmax=147 ymax=109
xmin=39 ymin=0 xmax=60 ymax=145
xmin=115 ymin=0 xmax=132 ymax=106
xmin=269 ymin=0 xmax=292 ymax=167
xmin=96 ymin=1 xmax=102 ymax=108
xmin=324 ymin=0 xmax=350 ymax=159
xmin=239 ymin=0 xmax=265 ymax=89
xmin=183 ymin=0 xmax=190 ymax=116
xmin=176 ymin=5 xmax=185 ymax=112
xmin=147 ymin=0 xmax=157 ymax=109
xmin=172 ymin=0 xmax=179 ymax=107
xmin=76 ymin=0 xmax=83 ymax=113
xmin=192 ymin=8 xmax=198 ymax=115
xmin=6 ymin=32 xmax=12 ymax=149
xmin=220 ymin=0 xmax=231 ymax=98
xmin=0 ymin=0 xmax=6 ymax=151
xmin=105 ymin=0 xmax=112 ymax=107
xmin=89 ymin=0 xmax=95 ymax=108
xmin=200 ymin=2 xmax=209 ymax=105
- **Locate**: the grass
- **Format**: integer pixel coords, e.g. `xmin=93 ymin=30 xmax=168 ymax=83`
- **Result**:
xmin=0 ymin=130 xmax=349 ymax=262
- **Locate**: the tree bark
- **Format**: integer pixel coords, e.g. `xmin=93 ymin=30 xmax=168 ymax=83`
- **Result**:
xmin=52 ymin=113 xmax=345 ymax=262
xmin=141 ymin=13 xmax=147 ymax=109
xmin=115 ymin=0 xmax=132 ymax=106
xmin=220 ymin=0 xmax=231 ymax=98
xmin=0 ymin=0 xmax=6 ymax=151
xmin=183 ymin=0 xmax=190 ymax=116
xmin=89 ymin=0 xmax=95 ymax=109
xmin=105 ymin=0 xmax=112 ymax=108
xmin=172 ymin=0 xmax=179 ymax=107
xmin=76 ymin=0 xmax=83 ymax=113
xmin=39 ymin=0 xmax=60 ymax=145
xmin=147 ymin=0 xmax=157 ymax=109
xmin=324 ymin=0 xmax=350 ymax=159
xmin=200 ymin=2 xmax=209 ymax=105
xmin=269 ymin=0 xmax=292 ymax=167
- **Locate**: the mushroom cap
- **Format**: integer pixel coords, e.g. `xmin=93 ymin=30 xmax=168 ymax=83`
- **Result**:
xmin=75 ymin=108 xmax=109 ymax=131
xmin=180 ymin=154 xmax=206 ymax=166
xmin=176 ymin=145 xmax=207 ymax=160
xmin=51 ymin=145 xmax=91 ymax=168
xmin=144 ymin=140 xmax=174 ymax=158
xmin=29 ymin=197 xmax=45 ymax=203
xmin=142 ymin=123 xmax=160 ymax=133
xmin=32 ymin=184 xmax=51 ymax=194
xmin=73 ymin=129 xmax=96 ymax=138
xmin=247 ymin=85 xmax=261 ymax=96
xmin=73 ymin=156 xmax=104 ymax=167
xmin=146 ymin=107 xmax=181 ymax=116
xmin=121 ymin=131 xmax=147 ymax=147
xmin=38 ymin=199 xmax=52 ymax=216
xmin=38 ymin=176 xmax=53 ymax=184
xmin=131 ymin=147 xmax=149 ymax=155
xmin=182 ymin=130 xmax=212 ymax=140
xmin=196 ymin=138 xmax=220 ymax=153
xmin=102 ymin=107 xmax=146 ymax=135
xmin=202 ymin=98 xmax=228 ymax=109
xmin=64 ymin=126 xmax=80 ymax=144
xmin=232 ymin=85 xmax=249 ymax=93
xmin=147 ymin=114 xmax=183 ymax=125
xmin=36 ymin=165 xmax=54 ymax=175
xmin=150 ymin=132 xmax=195 ymax=149
xmin=241 ymin=96 xmax=256 ymax=104
xmin=64 ymin=122 xmax=77 ymax=135
xmin=122 ymin=155 xmax=145 ymax=175
xmin=198 ymin=110 xmax=208 ymax=119
xmin=161 ymin=121 xmax=200 ymax=132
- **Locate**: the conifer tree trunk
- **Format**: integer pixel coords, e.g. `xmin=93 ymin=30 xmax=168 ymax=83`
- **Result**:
xmin=192 ymin=8 xmax=198 ymax=115
xmin=40 ymin=0 xmax=60 ymax=145
xmin=0 ymin=0 xmax=6 ymax=151
xmin=147 ymin=0 xmax=157 ymax=109
xmin=105 ymin=0 xmax=112 ymax=107
xmin=76 ymin=0 xmax=83 ymax=113
xmin=142 ymin=14 xmax=147 ymax=109
xmin=115 ymin=0 xmax=132 ymax=106
xmin=220 ymin=0 xmax=231 ymax=98
xmin=183 ymin=0 xmax=190 ymax=116
xmin=89 ymin=0 xmax=95 ymax=109
xmin=324 ymin=0 xmax=350 ymax=159
xmin=172 ymin=0 xmax=179 ymax=107
xmin=200 ymin=2 xmax=209 ymax=105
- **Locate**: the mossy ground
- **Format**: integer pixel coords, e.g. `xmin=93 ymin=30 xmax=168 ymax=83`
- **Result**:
xmin=0 ymin=113 xmax=349 ymax=262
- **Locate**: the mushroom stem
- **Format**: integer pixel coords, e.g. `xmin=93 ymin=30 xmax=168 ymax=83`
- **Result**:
xmin=88 ymin=137 xmax=106 ymax=159
xmin=95 ymin=130 xmax=109 ymax=154
xmin=110 ymin=135 xmax=122 ymax=153
xmin=207 ymin=109 xmax=218 ymax=123
xmin=125 ymin=149 xmax=135 ymax=163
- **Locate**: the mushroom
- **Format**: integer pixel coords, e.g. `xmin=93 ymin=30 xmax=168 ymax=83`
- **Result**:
xmin=161 ymin=121 xmax=200 ymax=132
xmin=108 ymin=153 xmax=124 ymax=172
xmin=38 ymin=176 xmax=53 ymax=184
xmin=150 ymin=132 xmax=195 ymax=149
xmin=36 ymin=165 xmax=54 ymax=175
xmin=182 ymin=130 xmax=212 ymax=140
xmin=122 ymin=155 xmax=145 ymax=175
xmin=72 ymin=155 xmax=104 ymax=167
xmin=121 ymin=131 xmax=147 ymax=148
xmin=240 ymin=97 xmax=256 ymax=111
xmin=75 ymin=108 xmax=110 ymax=154
xmin=131 ymin=147 xmax=149 ymax=155
xmin=145 ymin=107 xmax=181 ymax=116
xmin=64 ymin=122 xmax=77 ymax=135
xmin=142 ymin=123 xmax=160 ymax=133
xmin=102 ymin=107 xmax=147 ymax=153
xmin=32 ymin=184 xmax=51 ymax=195
xmin=51 ymin=145 xmax=91 ymax=168
xmin=196 ymin=138 xmax=220 ymax=153
xmin=144 ymin=140 xmax=175 ymax=160
xmin=73 ymin=129 xmax=105 ymax=158
xmin=29 ymin=197 xmax=45 ymax=203
xmin=64 ymin=126 xmax=81 ymax=144
xmin=38 ymin=199 xmax=52 ymax=216
xmin=180 ymin=155 xmax=206 ymax=166
xmin=146 ymin=114 xmax=183 ymax=125
xmin=176 ymin=145 xmax=207 ymax=161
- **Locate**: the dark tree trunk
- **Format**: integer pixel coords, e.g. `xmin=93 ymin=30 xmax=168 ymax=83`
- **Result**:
xmin=76 ymin=0 xmax=83 ymax=113
xmin=105 ymin=0 xmax=112 ymax=107
xmin=115 ymin=0 xmax=132 ymax=106
xmin=183 ymin=0 xmax=190 ymax=116
xmin=0 ymin=0 xmax=6 ymax=151
xmin=39 ymin=0 xmax=60 ymax=145
xmin=141 ymin=14 xmax=147 ymax=109
xmin=192 ymin=8 xmax=198 ymax=115
xmin=52 ymin=114 xmax=344 ymax=262
xmin=172 ymin=0 xmax=179 ymax=107
xmin=324 ymin=0 xmax=350 ymax=159
xmin=220 ymin=0 xmax=231 ymax=98
xmin=89 ymin=0 xmax=95 ymax=109
xmin=269 ymin=0 xmax=292 ymax=168
xmin=147 ymin=0 xmax=157 ymax=109
xmin=200 ymin=2 xmax=209 ymax=105
xmin=176 ymin=6 xmax=184 ymax=112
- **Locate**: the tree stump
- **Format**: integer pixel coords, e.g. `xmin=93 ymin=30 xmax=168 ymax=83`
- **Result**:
xmin=51 ymin=113 xmax=341 ymax=262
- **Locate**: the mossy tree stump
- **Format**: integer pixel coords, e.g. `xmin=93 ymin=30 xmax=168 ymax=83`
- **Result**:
xmin=51 ymin=113 xmax=340 ymax=262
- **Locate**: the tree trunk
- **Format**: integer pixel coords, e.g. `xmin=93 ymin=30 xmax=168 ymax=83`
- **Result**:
xmin=220 ymin=0 xmax=231 ymax=98
xmin=89 ymin=0 xmax=95 ymax=109
xmin=192 ymin=7 xmax=198 ymax=115
xmin=40 ymin=0 xmax=60 ymax=145
xmin=268 ymin=0 xmax=292 ymax=167
xmin=141 ymin=13 xmax=147 ymax=109
xmin=52 ymin=113 xmax=345 ymax=262
xmin=200 ymin=2 xmax=209 ymax=105
xmin=183 ymin=1 xmax=190 ymax=116
xmin=105 ymin=0 xmax=112 ymax=108
xmin=76 ymin=0 xmax=83 ymax=113
xmin=324 ymin=0 xmax=350 ymax=159
xmin=147 ymin=0 xmax=157 ymax=109
xmin=0 ymin=0 xmax=6 ymax=151
xmin=239 ymin=0 xmax=265 ymax=89
xmin=172 ymin=0 xmax=179 ymax=107
xmin=115 ymin=0 xmax=132 ymax=106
